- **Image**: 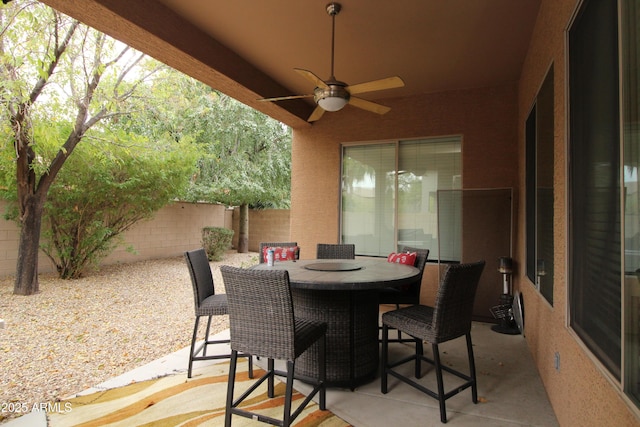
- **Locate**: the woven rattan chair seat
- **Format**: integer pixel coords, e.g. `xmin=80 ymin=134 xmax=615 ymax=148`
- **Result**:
xmin=382 ymin=305 xmax=438 ymax=342
xmin=196 ymin=294 xmax=228 ymax=317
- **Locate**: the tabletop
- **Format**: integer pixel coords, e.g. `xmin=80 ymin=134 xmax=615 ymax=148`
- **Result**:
xmin=251 ymin=258 xmax=419 ymax=291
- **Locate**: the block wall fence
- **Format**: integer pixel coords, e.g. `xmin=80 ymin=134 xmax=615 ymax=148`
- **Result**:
xmin=0 ymin=201 xmax=290 ymax=278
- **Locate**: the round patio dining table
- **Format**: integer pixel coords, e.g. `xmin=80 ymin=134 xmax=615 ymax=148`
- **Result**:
xmin=252 ymin=258 xmax=419 ymax=389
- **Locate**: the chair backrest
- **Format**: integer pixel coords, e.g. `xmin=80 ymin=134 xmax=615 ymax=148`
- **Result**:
xmin=398 ymin=246 xmax=430 ymax=299
xmin=220 ymin=266 xmax=296 ymax=360
xmin=184 ymin=248 xmax=215 ymax=312
xmin=316 ymin=243 xmax=355 ymax=259
xmin=259 ymin=241 xmax=298 ymax=263
xmin=432 ymin=261 xmax=486 ymax=342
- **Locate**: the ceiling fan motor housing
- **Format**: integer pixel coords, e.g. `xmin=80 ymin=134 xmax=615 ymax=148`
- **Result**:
xmin=314 ymin=84 xmax=350 ymax=111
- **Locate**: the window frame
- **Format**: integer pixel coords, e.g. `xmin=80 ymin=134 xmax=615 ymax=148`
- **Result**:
xmin=340 ymin=136 xmax=462 ymax=259
xmin=525 ymin=64 xmax=555 ymax=305
xmin=567 ymin=0 xmax=622 ymax=382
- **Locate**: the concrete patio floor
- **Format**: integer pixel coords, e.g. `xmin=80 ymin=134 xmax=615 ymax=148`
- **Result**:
xmin=7 ymin=321 xmax=558 ymax=427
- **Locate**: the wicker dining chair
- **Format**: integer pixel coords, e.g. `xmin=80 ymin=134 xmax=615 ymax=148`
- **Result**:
xmin=184 ymin=249 xmax=253 ymax=379
xmin=381 ymin=260 xmax=486 ymax=423
xmin=316 ymin=243 xmax=355 ymax=259
xmin=378 ymin=246 xmax=430 ymax=343
xmin=220 ymin=266 xmax=327 ymax=427
xmin=258 ymin=241 xmax=298 ymax=263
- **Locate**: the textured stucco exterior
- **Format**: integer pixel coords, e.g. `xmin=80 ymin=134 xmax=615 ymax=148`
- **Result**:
xmin=291 ymin=83 xmax=520 ymax=256
xmin=514 ymin=0 xmax=639 ymax=425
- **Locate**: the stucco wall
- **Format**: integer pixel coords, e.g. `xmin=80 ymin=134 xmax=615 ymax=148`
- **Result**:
xmin=291 ymin=83 xmax=520 ymax=310
xmin=291 ymin=83 xmax=520 ymax=252
xmin=515 ymin=0 xmax=638 ymax=425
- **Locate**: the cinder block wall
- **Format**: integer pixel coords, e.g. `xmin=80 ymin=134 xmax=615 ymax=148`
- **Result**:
xmin=1 ymin=201 xmax=290 ymax=278
xmin=0 ymin=201 xmax=232 ymax=277
xmin=102 ymin=202 xmax=232 ymax=264
xmin=231 ymin=208 xmax=291 ymax=252
xmin=0 ymin=202 xmax=22 ymax=277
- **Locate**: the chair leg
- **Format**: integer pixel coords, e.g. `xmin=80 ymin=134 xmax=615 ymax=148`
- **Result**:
xmin=381 ymin=324 xmax=389 ymax=394
xmin=247 ymin=355 xmax=254 ymax=379
xmin=283 ymin=360 xmax=295 ymax=427
xmin=415 ymin=338 xmax=423 ymax=378
xmin=202 ymin=315 xmax=213 ymax=356
xmin=223 ymin=349 xmax=321 ymax=426
xmin=187 ymin=316 xmax=201 ymax=378
xmin=318 ymin=334 xmax=326 ymax=410
xmin=432 ymin=343 xmax=448 ymax=423
xmin=466 ymin=332 xmax=478 ymax=404
xmin=395 ymin=304 xmax=402 ymax=341
xmin=224 ymin=350 xmax=238 ymax=427
xmin=267 ymin=358 xmax=275 ymax=398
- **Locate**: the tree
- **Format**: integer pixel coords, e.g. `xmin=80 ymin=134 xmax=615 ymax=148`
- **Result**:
xmin=187 ymin=94 xmax=292 ymax=253
xmin=122 ymin=72 xmax=292 ymax=253
xmin=0 ymin=2 xmax=165 ymax=294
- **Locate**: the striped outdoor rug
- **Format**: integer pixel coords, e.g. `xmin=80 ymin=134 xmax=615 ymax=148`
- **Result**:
xmin=48 ymin=360 xmax=350 ymax=426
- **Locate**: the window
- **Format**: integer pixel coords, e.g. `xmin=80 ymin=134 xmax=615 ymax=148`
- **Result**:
xmin=341 ymin=137 xmax=461 ymax=258
xmin=621 ymin=0 xmax=640 ymax=406
xmin=526 ymin=65 xmax=555 ymax=305
xmin=570 ymin=0 xmax=640 ymax=406
xmin=568 ymin=0 xmax=640 ymax=407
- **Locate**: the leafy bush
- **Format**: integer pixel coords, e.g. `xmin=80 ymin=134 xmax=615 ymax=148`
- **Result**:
xmin=202 ymin=227 xmax=234 ymax=261
xmin=36 ymin=129 xmax=197 ymax=279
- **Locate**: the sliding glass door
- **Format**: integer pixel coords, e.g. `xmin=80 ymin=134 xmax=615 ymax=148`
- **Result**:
xmin=341 ymin=137 xmax=461 ymax=257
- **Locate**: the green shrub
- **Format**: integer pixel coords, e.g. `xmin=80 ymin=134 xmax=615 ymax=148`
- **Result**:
xmin=36 ymin=135 xmax=197 ymax=279
xmin=202 ymin=227 xmax=234 ymax=261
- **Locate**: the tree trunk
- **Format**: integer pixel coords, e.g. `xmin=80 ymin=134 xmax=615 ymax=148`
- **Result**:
xmin=237 ymin=203 xmax=249 ymax=253
xmin=14 ymin=195 xmax=45 ymax=295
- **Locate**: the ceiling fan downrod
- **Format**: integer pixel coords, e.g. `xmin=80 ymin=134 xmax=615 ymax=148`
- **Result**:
xmin=326 ymin=3 xmax=341 ymax=82
xmin=314 ymin=3 xmax=349 ymax=112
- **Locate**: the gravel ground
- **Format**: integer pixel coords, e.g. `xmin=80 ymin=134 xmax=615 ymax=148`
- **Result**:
xmin=0 ymin=250 xmax=258 ymax=424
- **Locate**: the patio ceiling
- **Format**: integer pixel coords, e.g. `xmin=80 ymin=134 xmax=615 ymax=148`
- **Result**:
xmin=39 ymin=0 xmax=541 ymax=128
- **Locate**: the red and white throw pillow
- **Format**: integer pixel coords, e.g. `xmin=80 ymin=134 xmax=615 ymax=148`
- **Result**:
xmin=387 ymin=251 xmax=418 ymax=291
xmin=263 ymin=246 xmax=299 ymax=262
xmin=387 ymin=251 xmax=417 ymax=266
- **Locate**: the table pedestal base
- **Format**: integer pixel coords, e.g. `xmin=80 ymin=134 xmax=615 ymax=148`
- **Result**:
xmin=292 ymin=288 xmax=379 ymax=389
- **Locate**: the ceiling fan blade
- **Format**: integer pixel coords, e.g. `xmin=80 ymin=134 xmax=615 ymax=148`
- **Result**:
xmin=307 ymin=105 xmax=326 ymax=122
xmin=346 ymin=76 xmax=405 ymax=95
xmin=258 ymin=94 xmax=314 ymax=102
xmin=295 ymin=68 xmax=329 ymax=89
xmin=348 ymin=96 xmax=392 ymax=115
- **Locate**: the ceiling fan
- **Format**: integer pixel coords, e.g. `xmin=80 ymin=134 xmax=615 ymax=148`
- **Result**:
xmin=259 ymin=2 xmax=405 ymax=122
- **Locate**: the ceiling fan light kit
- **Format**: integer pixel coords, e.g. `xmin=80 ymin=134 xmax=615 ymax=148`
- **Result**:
xmin=315 ymin=84 xmax=349 ymax=111
xmin=259 ymin=2 xmax=405 ymax=122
